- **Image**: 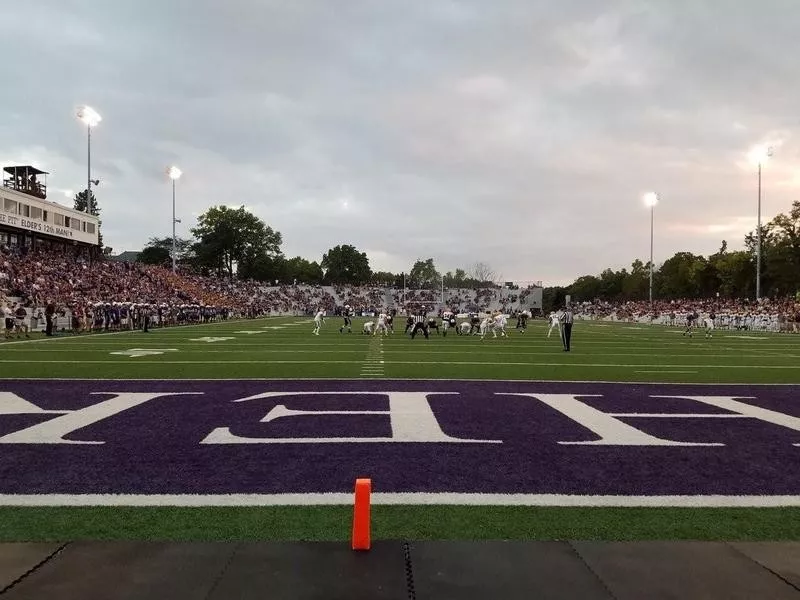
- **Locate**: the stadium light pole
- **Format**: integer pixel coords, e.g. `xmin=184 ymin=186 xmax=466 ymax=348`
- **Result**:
xmin=748 ymin=145 xmax=774 ymax=301
xmin=643 ymin=192 xmax=659 ymax=306
xmin=77 ymin=106 xmax=102 ymax=214
xmin=167 ymin=166 xmax=182 ymax=273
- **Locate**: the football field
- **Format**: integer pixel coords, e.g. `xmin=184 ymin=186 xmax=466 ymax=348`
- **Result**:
xmin=1 ymin=316 xmax=799 ymax=541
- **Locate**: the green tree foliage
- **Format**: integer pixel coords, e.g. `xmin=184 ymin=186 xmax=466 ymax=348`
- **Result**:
xmin=140 ymin=236 xmax=193 ymax=266
xmin=137 ymin=245 xmax=171 ymax=266
xmin=320 ymin=245 xmax=371 ymax=284
xmin=372 ymin=271 xmax=396 ymax=286
xmin=545 ymin=201 xmax=800 ymax=303
xmin=190 ymin=206 xmax=282 ymax=279
xmin=73 ymin=190 xmax=99 ymax=216
xmin=238 ymin=254 xmax=286 ymax=282
xmin=408 ymin=258 xmax=441 ymax=289
xmin=73 ymin=190 xmax=102 ymax=247
xmin=285 ymin=256 xmax=324 ymax=284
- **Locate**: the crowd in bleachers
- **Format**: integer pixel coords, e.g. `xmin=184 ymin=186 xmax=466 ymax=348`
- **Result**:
xmin=574 ymin=298 xmax=800 ymax=332
xmin=18 ymin=243 xmax=798 ymax=335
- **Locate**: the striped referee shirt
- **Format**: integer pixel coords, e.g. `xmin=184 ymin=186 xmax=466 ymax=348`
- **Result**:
xmin=562 ymin=309 xmax=574 ymax=325
xmin=413 ymin=314 xmax=426 ymax=324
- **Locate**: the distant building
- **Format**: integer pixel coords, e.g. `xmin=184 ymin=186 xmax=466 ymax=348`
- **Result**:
xmin=1 ymin=165 xmax=100 ymax=251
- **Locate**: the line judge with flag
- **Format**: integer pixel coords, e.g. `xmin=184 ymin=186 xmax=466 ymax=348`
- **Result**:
xmin=559 ymin=304 xmax=574 ymax=352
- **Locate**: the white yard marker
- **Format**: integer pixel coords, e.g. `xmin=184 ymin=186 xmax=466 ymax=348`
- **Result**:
xmin=234 ymin=331 xmax=265 ymax=335
xmin=1 ymin=493 xmax=799 ymax=507
xmin=190 ymin=337 xmax=236 ymax=343
xmin=109 ymin=349 xmax=179 ymax=358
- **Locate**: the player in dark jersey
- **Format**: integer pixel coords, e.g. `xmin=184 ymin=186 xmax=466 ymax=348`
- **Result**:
xmin=683 ymin=312 xmax=697 ymax=337
xmin=442 ymin=311 xmax=457 ymax=337
xmin=470 ymin=313 xmax=481 ymax=335
xmin=515 ymin=309 xmax=530 ymax=334
xmin=339 ymin=305 xmax=353 ymax=333
xmin=427 ymin=316 xmax=440 ymax=335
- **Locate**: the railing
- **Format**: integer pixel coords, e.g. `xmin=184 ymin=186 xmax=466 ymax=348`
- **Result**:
xmin=2 ymin=179 xmax=47 ymax=199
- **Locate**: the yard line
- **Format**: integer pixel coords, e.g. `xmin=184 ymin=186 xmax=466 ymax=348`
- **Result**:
xmin=635 ymin=370 xmax=699 ymax=374
xmin=1 ymin=493 xmax=798 ymax=507
xmin=609 ymin=413 xmax=748 ymax=418
xmin=1 ymin=359 xmax=800 ymax=369
xmin=5 ymin=348 xmax=795 ymax=361
xmin=360 ymin=334 xmax=385 ymax=377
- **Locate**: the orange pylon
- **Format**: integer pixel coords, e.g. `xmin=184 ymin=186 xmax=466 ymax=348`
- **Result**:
xmin=351 ymin=478 xmax=371 ymax=550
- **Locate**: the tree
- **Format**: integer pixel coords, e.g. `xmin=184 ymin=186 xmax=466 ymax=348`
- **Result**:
xmin=143 ymin=236 xmax=193 ymax=265
xmin=238 ymin=253 xmax=287 ymax=282
xmin=453 ymin=268 xmax=467 ymax=287
xmin=285 ymin=256 xmax=324 ymax=284
xmin=569 ymin=275 xmax=602 ymax=301
xmin=408 ymin=258 xmax=441 ymax=289
xmin=73 ymin=189 xmax=99 ymax=216
xmin=714 ymin=251 xmax=753 ymax=297
xmin=73 ymin=190 xmax=102 ymax=247
xmin=138 ymin=246 xmax=171 ymax=266
xmin=657 ymin=252 xmax=706 ymax=298
xmin=372 ymin=271 xmax=396 ymax=286
xmin=760 ymin=201 xmax=800 ymax=297
xmin=622 ymin=260 xmax=649 ymax=299
xmin=320 ymin=245 xmax=371 ymax=284
xmin=190 ymin=206 xmax=282 ymax=279
xmin=471 ymin=262 xmax=497 ymax=285
xmin=542 ymin=286 xmax=567 ymax=312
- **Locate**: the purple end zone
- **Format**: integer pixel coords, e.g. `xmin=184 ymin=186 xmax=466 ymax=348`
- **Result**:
xmin=0 ymin=379 xmax=799 ymax=495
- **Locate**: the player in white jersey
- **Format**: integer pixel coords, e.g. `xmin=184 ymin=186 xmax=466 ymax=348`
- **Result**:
xmin=459 ymin=321 xmax=472 ymax=335
xmin=547 ymin=311 xmax=561 ymax=338
xmin=493 ymin=312 xmax=508 ymax=338
xmin=363 ymin=320 xmax=375 ymax=335
xmin=479 ymin=314 xmax=492 ymax=339
xmin=704 ymin=314 xmax=715 ymax=338
xmin=374 ymin=311 xmax=389 ymax=336
xmin=312 ymin=309 xmax=325 ymax=335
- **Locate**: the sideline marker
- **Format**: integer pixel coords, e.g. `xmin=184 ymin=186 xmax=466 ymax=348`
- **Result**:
xmin=351 ymin=478 xmax=372 ymax=551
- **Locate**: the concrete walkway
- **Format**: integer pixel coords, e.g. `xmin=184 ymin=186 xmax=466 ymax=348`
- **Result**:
xmin=1 ymin=541 xmax=799 ymax=599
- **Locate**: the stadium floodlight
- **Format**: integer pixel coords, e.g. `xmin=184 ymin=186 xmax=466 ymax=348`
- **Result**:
xmin=748 ymin=144 xmax=774 ymax=167
xmin=77 ymin=106 xmax=102 ymax=127
xmin=748 ymin=145 xmax=774 ymax=301
xmin=76 ymin=106 xmax=102 ymax=214
xmin=643 ymin=192 xmax=659 ymax=304
xmin=167 ymin=166 xmax=182 ymax=272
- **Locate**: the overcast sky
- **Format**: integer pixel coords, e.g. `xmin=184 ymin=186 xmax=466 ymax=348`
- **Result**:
xmin=2 ymin=0 xmax=799 ymax=285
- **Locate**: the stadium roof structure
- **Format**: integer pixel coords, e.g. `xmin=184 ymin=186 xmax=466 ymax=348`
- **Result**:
xmin=3 ymin=165 xmax=48 ymax=176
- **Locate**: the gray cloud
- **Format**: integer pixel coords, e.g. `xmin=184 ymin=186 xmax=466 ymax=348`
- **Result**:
xmin=2 ymin=0 xmax=799 ymax=285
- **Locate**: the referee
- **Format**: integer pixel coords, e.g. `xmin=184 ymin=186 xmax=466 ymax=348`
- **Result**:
xmin=410 ymin=307 xmax=429 ymax=339
xmin=560 ymin=305 xmax=574 ymax=351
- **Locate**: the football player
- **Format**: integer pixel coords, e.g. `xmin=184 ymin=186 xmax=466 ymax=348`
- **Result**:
xmin=547 ymin=311 xmax=561 ymax=338
xmin=375 ymin=311 xmax=389 ymax=336
xmin=339 ymin=305 xmax=353 ymax=334
xmin=312 ymin=309 xmax=325 ymax=335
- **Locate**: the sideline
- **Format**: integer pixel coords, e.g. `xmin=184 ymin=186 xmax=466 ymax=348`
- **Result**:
xmin=0 ymin=493 xmax=798 ymax=507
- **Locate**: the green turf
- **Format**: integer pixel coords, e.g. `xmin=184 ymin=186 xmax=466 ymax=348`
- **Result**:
xmin=1 ymin=506 xmax=798 ymax=542
xmin=1 ymin=316 xmax=799 ymax=541
xmin=1 ymin=316 xmax=799 ymax=383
